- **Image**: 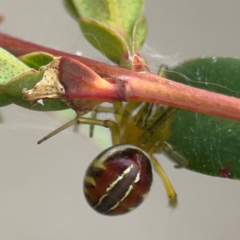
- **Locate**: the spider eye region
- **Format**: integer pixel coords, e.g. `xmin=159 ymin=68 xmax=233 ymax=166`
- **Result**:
xmin=83 ymin=144 xmax=153 ymax=215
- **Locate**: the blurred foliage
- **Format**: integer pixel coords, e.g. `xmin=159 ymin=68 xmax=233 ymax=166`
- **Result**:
xmin=167 ymin=57 xmax=240 ymax=178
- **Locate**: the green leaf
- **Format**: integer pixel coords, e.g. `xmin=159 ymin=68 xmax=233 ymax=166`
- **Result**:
xmin=69 ymin=0 xmax=144 ymax=38
xmin=79 ymin=17 xmax=129 ymax=64
xmin=0 ymin=49 xmax=67 ymax=110
xmin=20 ymin=52 xmax=54 ymax=70
xmin=64 ymin=0 xmax=146 ymax=64
xmin=132 ymin=16 xmax=147 ymax=52
xmin=1 ymin=68 xmax=69 ymax=111
xmin=166 ymin=57 xmax=240 ymax=179
xmin=0 ymin=47 xmax=30 ymax=106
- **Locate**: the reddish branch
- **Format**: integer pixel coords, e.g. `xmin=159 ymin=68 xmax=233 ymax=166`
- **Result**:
xmin=1 ymin=32 xmax=240 ymax=121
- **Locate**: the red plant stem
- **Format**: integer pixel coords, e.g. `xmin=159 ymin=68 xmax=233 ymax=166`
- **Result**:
xmin=1 ymin=32 xmax=240 ymax=121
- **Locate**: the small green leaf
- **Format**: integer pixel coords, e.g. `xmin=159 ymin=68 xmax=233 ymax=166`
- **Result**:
xmin=0 ymin=48 xmax=30 ymax=84
xmin=132 ymin=16 xmax=147 ymax=52
xmin=166 ymin=57 xmax=240 ymax=179
xmin=20 ymin=52 xmax=54 ymax=70
xmin=69 ymin=0 xmax=144 ymax=38
xmin=65 ymin=0 xmax=146 ymax=64
xmin=79 ymin=17 xmax=129 ymax=64
xmin=0 ymin=47 xmax=30 ymax=106
xmin=1 ymin=68 xmax=69 ymax=111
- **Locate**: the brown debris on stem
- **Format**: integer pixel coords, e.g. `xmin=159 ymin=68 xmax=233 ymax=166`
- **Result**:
xmin=22 ymin=57 xmax=65 ymax=103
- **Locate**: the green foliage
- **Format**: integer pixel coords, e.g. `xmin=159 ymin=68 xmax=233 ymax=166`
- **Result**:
xmin=132 ymin=16 xmax=147 ymax=52
xmin=64 ymin=0 xmax=147 ymax=65
xmin=0 ymin=47 xmax=30 ymax=106
xmin=20 ymin=52 xmax=54 ymax=70
xmin=79 ymin=18 xmax=129 ymax=64
xmin=0 ymin=50 xmax=69 ymax=111
xmin=167 ymin=57 xmax=240 ymax=178
xmin=0 ymin=48 xmax=30 ymax=85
